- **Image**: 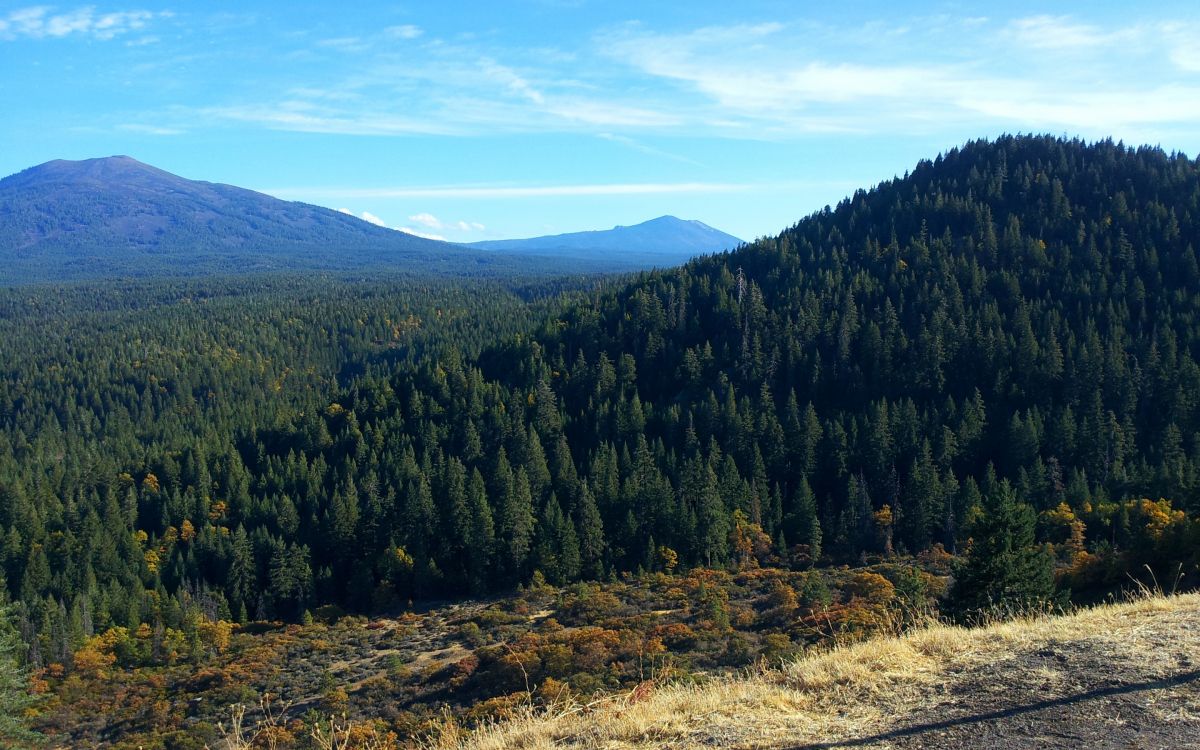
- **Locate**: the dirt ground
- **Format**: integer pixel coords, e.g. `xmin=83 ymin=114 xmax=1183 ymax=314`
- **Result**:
xmin=784 ymin=617 xmax=1200 ymax=749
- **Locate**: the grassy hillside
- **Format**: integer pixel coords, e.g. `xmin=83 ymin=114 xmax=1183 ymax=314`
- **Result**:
xmin=441 ymin=592 xmax=1200 ymax=749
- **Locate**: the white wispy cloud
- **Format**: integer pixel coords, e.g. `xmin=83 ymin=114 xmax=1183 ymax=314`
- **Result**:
xmin=317 ymin=36 xmax=370 ymax=53
xmin=1005 ymin=15 xmax=1128 ymax=50
xmin=181 ymin=27 xmax=679 ymax=137
xmin=118 ymin=123 xmax=183 ymax=135
xmin=337 ymin=208 xmax=396 ymax=229
xmin=270 ymin=182 xmax=761 ymax=200
xmin=205 ymin=104 xmax=463 ymax=136
xmin=118 ymin=12 xmax=1200 ymax=143
xmin=598 ymin=17 xmax=1200 ymax=138
xmin=384 ymin=24 xmax=422 ymax=40
xmin=408 ymin=212 xmax=443 ymax=229
xmin=961 ymin=86 xmax=1200 ymax=136
xmin=330 ymin=210 xmax=482 ymax=237
xmin=602 ymin=23 xmax=978 ymax=114
xmin=479 ymin=58 xmax=546 ymax=105
xmin=1173 ymin=46 xmax=1200 ymax=72
xmin=546 ymin=99 xmax=679 ymax=127
xmin=1163 ymin=23 xmax=1200 ymax=72
xmin=398 ymin=226 xmax=447 ymax=241
xmin=597 ymin=133 xmax=701 ymax=165
xmin=333 ymin=208 xmax=478 ymax=241
xmin=0 ymin=5 xmax=168 ymax=41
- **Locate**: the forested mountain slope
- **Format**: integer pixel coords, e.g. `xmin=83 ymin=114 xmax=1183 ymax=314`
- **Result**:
xmin=3 ymin=136 xmax=1199 ymax=670
xmin=310 ymin=134 xmax=1197 ymax=603
xmin=0 ymin=157 xmax=599 ymax=282
xmin=490 ymin=133 xmax=1200 ymax=572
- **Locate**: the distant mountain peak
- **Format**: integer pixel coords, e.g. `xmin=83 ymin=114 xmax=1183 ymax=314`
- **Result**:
xmin=17 ymin=154 xmax=154 ymax=174
xmin=0 ymin=156 xmax=703 ymax=283
xmin=0 ymin=155 xmax=471 ymax=282
xmin=468 ymin=215 xmax=742 ymax=261
xmin=3 ymin=155 xmax=193 ymax=191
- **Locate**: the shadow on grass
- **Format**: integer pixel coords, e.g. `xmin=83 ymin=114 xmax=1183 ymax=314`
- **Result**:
xmin=786 ymin=669 xmax=1200 ymax=749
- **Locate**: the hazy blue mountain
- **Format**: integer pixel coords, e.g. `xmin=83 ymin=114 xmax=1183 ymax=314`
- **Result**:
xmin=467 ymin=215 xmax=743 ymax=262
xmin=0 ymin=156 xmax=594 ymax=283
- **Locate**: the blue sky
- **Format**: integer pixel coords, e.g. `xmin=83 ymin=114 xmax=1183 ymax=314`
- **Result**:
xmin=2 ymin=1 xmax=1200 ymax=243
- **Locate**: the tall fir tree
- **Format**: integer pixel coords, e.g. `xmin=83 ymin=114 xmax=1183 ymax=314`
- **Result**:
xmin=948 ymin=478 xmax=1057 ymax=621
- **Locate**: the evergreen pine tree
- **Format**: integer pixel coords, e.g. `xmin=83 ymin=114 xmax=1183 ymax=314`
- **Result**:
xmin=785 ymin=476 xmax=822 ymax=561
xmin=0 ymin=607 xmax=40 ymax=747
xmin=574 ymin=481 xmax=605 ymax=579
xmin=499 ymin=469 xmax=535 ymax=580
xmin=948 ymin=479 xmax=1057 ymax=622
xmin=465 ymin=469 xmax=495 ymax=594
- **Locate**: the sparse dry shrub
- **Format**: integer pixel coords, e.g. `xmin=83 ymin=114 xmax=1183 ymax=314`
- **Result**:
xmin=311 ymin=716 xmax=399 ymax=750
xmin=761 ymin=578 xmax=800 ymax=624
xmin=255 ymin=723 xmax=296 ymax=748
xmin=186 ymin=667 xmax=230 ymax=691
xmin=535 ymin=676 xmax=570 ymax=704
xmin=680 ymin=568 xmax=733 ymax=592
xmin=796 ymin=600 xmax=892 ymax=644
xmin=538 ymin=643 xmax=573 ymax=678
xmin=449 ymin=654 xmax=480 ymax=687
xmin=649 ymin=622 xmax=696 ymax=649
xmin=734 ymin=566 xmax=780 ymax=585
xmin=562 ymin=627 xmax=620 ymax=671
xmin=730 ymin=605 xmax=756 ymax=628
xmin=846 ymin=572 xmax=895 ymax=604
xmin=462 ymin=693 xmax=528 ymax=724
xmin=321 ymin=686 xmax=349 ymax=714
xmin=457 ymin=622 xmax=485 ymax=647
xmin=760 ymin=632 xmax=795 ymax=663
xmin=916 ymin=543 xmax=954 ymax=574
xmin=557 ymin=584 xmax=624 ymax=624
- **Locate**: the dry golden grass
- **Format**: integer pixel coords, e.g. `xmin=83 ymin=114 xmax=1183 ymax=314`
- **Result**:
xmin=431 ymin=592 xmax=1200 ymax=750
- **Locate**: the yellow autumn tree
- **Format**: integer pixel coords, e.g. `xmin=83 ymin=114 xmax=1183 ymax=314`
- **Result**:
xmin=73 ymin=628 xmax=129 ymax=679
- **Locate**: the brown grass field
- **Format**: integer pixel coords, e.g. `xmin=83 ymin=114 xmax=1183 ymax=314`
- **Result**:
xmin=423 ymin=592 xmax=1200 ymax=750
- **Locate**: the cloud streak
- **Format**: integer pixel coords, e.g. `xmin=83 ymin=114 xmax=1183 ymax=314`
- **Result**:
xmin=597 ymin=133 xmax=702 ymax=165
xmin=385 ymin=24 xmax=422 ymax=40
xmin=397 ymin=226 xmax=447 ymax=241
xmin=80 ymin=10 xmax=1200 ymax=144
xmin=117 ymin=123 xmax=183 ymax=136
xmin=269 ymin=182 xmax=764 ymax=200
xmin=205 ymin=104 xmax=463 ymax=136
xmin=0 ymin=5 xmax=168 ymax=41
xmin=598 ymin=16 xmax=1200 ymax=138
xmin=408 ymin=212 xmax=443 ymax=228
